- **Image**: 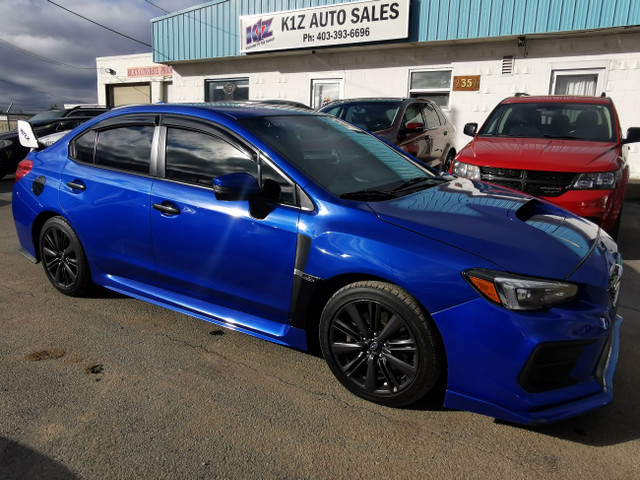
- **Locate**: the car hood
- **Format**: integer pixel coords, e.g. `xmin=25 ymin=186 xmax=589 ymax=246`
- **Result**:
xmin=459 ymin=137 xmax=619 ymax=171
xmin=369 ymin=178 xmax=600 ymax=278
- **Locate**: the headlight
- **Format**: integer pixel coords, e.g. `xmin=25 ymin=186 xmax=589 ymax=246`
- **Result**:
xmin=452 ymin=161 xmax=481 ymax=180
xmin=463 ymin=269 xmax=578 ymax=311
xmin=571 ymin=170 xmax=620 ymax=190
xmin=0 ymin=139 xmax=13 ymax=149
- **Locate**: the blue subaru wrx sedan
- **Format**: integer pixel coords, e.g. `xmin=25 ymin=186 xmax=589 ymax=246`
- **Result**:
xmin=12 ymin=103 xmax=622 ymax=424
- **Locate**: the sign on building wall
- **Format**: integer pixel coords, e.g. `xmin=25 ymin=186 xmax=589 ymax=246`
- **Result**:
xmin=452 ymin=75 xmax=481 ymax=91
xmin=127 ymin=65 xmax=173 ymax=78
xmin=240 ymin=0 xmax=409 ymax=53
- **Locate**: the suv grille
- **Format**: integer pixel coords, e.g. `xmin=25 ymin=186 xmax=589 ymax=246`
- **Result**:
xmin=480 ymin=167 xmax=577 ymax=197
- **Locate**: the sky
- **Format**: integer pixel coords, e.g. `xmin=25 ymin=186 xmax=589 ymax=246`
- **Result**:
xmin=0 ymin=0 xmax=197 ymax=113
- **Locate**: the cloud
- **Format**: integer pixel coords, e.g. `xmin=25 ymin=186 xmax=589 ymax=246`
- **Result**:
xmin=0 ymin=0 xmax=196 ymax=112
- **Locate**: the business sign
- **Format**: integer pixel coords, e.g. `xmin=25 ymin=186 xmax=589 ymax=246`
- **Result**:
xmin=240 ymin=0 xmax=409 ymax=53
xmin=127 ymin=65 xmax=173 ymax=78
xmin=452 ymin=75 xmax=481 ymax=91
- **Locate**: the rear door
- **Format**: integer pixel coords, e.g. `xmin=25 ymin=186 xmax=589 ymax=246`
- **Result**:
xmin=395 ymin=103 xmax=432 ymax=165
xmin=60 ymin=115 xmax=158 ymax=283
xmin=422 ymin=102 xmax=449 ymax=167
xmin=149 ymin=117 xmax=300 ymax=324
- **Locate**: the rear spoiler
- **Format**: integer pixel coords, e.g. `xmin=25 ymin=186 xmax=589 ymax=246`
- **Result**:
xmin=17 ymin=116 xmax=98 ymax=149
xmin=17 ymin=120 xmax=39 ymax=149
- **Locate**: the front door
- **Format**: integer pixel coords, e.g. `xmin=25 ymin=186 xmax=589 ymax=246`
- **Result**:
xmin=150 ymin=122 xmax=299 ymax=324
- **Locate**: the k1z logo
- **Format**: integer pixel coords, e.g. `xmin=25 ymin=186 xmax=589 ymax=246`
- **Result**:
xmin=246 ymin=18 xmax=274 ymax=45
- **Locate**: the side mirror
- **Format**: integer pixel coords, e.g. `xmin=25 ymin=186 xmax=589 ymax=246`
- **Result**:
xmin=463 ymin=123 xmax=478 ymax=137
xmin=17 ymin=120 xmax=40 ymax=149
xmin=212 ymin=173 xmax=280 ymax=220
xmin=213 ymin=172 xmax=261 ymax=201
xmin=623 ymin=127 xmax=640 ymax=144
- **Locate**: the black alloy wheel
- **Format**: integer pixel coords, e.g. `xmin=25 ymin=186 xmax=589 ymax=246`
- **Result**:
xmin=320 ymin=281 xmax=442 ymax=407
xmin=39 ymin=217 xmax=91 ymax=296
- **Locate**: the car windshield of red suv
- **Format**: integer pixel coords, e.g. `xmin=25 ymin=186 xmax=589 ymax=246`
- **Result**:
xmin=478 ymin=102 xmax=616 ymax=142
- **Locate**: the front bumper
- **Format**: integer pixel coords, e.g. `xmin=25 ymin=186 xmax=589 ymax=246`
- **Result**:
xmin=543 ymin=188 xmax=623 ymax=232
xmin=432 ymin=296 xmax=621 ymax=425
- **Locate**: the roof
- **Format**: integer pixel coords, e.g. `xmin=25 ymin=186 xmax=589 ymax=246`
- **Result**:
xmin=107 ymin=102 xmax=316 ymax=121
xmin=500 ymin=95 xmax=614 ymax=105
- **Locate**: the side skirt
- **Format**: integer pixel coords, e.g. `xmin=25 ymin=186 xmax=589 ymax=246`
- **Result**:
xmin=99 ymin=274 xmax=308 ymax=350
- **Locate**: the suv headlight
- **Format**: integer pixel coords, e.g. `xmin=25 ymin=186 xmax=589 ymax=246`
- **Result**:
xmin=452 ymin=161 xmax=481 ymax=180
xmin=463 ymin=269 xmax=578 ymax=311
xmin=572 ymin=170 xmax=620 ymax=190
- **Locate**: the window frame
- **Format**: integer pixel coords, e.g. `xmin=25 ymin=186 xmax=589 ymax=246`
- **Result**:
xmin=159 ymin=115 xmax=300 ymax=208
xmin=550 ymin=69 xmax=605 ymax=96
xmin=204 ymin=78 xmax=249 ymax=102
xmin=68 ymin=113 xmax=304 ymax=209
xmin=408 ymin=69 xmax=453 ymax=109
xmin=68 ymin=114 xmax=158 ymax=176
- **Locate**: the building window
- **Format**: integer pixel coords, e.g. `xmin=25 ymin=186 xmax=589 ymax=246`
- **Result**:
xmin=311 ymin=79 xmax=342 ymax=109
xmin=409 ymin=70 xmax=452 ymax=108
xmin=205 ymin=78 xmax=249 ymax=102
xmin=551 ymin=69 xmax=604 ymax=96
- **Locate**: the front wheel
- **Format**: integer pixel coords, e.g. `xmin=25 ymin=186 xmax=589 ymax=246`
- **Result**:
xmin=320 ymin=281 xmax=443 ymax=407
xmin=443 ymin=150 xmax=455 ymax=173
xmin=39 ymin=217 xmax=92 ymax=296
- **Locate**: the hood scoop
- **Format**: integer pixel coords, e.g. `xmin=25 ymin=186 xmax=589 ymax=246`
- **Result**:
xmin=513 ymin=199 xmax=599 ymax=255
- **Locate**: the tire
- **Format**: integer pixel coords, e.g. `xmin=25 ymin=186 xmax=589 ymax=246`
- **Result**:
xmin=0 ymin=151 xmax=8 ymax=179
xmin=443 ymin=150 xmax=455 ymax=173
xmin=39 ymin=217 xmax=92 ymax=296
xmin=607 ymin=209 xmax=622 ymax=241
xmin=320 ymin=281 xmax=443 ymax=407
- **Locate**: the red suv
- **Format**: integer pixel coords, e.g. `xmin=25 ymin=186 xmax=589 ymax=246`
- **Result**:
xmin=452 ymin=95 xmax=640 ymax=237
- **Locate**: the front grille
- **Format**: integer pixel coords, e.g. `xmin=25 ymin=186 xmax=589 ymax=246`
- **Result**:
xmin=480 ymin=167 xmax=577 ymax=197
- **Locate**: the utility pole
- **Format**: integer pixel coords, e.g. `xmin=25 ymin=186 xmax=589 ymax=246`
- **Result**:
xmin=6 ymin=103 xmax=13 ymax=131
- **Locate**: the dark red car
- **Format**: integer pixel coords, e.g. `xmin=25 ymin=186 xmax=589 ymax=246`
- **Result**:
xmin=452 ymin=95 xmax=640 ymax=237
xmin=319 ymin=98 xmax=456 ymax=170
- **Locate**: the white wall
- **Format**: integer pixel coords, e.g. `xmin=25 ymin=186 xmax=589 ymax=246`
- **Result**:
xmin=96 ymin=53 xmax=173 ymax=105
xmin=101 ymin=29 xmax=640 ymax=177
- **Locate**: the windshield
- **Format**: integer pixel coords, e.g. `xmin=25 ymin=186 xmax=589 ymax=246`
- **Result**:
xmin=322 ymin=101 xmax=401 ymax=131
xmin=478 ymin=102 xmax=616 ymax=142
xmin=28 ymin=110 xmax=65 ymax=125
xmin=240 ymin=114 xmax=443 ymax=198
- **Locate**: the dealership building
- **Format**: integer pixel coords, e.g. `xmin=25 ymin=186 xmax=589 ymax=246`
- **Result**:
xmin=96 ymin=0 xmax=640 ymax=177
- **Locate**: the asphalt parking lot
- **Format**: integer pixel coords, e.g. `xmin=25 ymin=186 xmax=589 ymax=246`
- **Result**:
xmin=1 ymin=175 xmax=639 ymax=480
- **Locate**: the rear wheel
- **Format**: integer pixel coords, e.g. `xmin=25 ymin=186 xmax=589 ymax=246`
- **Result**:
xmin=320 ymin=281 xmax=443 ymax=407
xmin=39 ymin=217 xmax=92 ymax=296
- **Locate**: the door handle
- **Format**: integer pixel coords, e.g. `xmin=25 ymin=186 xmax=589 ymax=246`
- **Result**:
xmin=66 ymin=181 xmax=86 ymax=191
xmin=153 ymin=202 xmax=181 ymax=216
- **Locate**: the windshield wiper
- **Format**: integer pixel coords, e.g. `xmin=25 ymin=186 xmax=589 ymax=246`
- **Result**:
xmin=339 ymin=189 xmax=397 ymax=200
xmin=390 ymin=176 xmax=447 ymax=193
xmin=541 ymin=133 xmax=582 ymax=140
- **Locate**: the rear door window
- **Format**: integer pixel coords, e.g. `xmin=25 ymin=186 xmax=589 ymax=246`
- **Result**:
xmin=94 ymin=126 xmax=154 ymax=173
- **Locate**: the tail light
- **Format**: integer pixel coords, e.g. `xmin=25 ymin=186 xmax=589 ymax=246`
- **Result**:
xmin=15 ymin=159 xmax=33 ymax=182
